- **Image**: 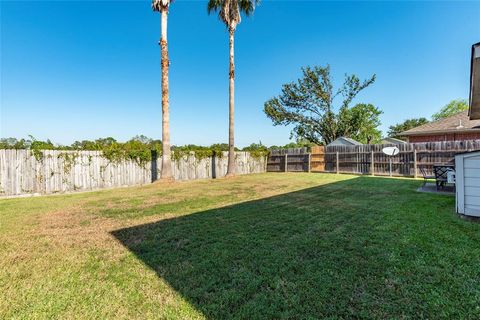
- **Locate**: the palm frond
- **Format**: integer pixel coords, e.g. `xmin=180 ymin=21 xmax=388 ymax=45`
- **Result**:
xmin=238 ymin=0 xmax=259 ymax=16
xmin=207 ymin=0 xmax=223 ymax=14
xmin=152 ymin=0 xmax=172 ymax=12
xmin=207 ymin=0 xmax=259 ymax=29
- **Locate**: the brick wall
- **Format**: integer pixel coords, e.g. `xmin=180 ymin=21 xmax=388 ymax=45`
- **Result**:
xmin=407 ymin=132 xmax=480 ymax=143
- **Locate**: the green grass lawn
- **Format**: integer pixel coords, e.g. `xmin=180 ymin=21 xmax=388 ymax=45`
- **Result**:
xmin=1 ymin=173 xmax=480 ymax=319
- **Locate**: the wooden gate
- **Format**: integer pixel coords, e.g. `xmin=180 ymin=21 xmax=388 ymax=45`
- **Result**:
xmin=310 ymin=146 xmax=325 ymax=172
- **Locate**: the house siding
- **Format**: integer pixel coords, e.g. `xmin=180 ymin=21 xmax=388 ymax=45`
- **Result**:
xmin=408 ymin=132 xmax=480 ymax=143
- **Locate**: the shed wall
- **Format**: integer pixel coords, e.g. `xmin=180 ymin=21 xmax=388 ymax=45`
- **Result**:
xmin=464 ymin=155 xmax=480 ymax=215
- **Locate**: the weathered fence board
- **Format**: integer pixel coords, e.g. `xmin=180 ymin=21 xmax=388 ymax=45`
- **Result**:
xmin=270 ymin=147 xmax=309 ymax=156
xmin=0 ymin=150 xmax=266 ymax=196
xmin=267 ymin=148 xmax=310 ymax=172
xmin=310 ymin=146 xmax=325 ymax=172
xmin=267 ymin=140 xmax=480 ymax=176
xmin=325 ymin=140 xmax=480 ymax=176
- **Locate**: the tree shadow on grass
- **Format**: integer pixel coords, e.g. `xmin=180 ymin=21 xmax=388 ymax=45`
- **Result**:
xmin=111 ymin=177 xmax=469 ymax=319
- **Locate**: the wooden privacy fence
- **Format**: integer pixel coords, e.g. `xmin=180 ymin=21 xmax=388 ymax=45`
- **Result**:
xmin=310 ymin=146 xmax=325 ymax=172
xmin=267 ymin=140 xmax=480 ymax=177
xmin=267 ymin=148 xmax=310 ymax=172
xmin=0 ymin=150 xmax=267 ymax=197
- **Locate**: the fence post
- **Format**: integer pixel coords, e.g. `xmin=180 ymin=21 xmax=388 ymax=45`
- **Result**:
xmin=371 ymin=150 xmax=374 ymax=176
xmin=151 ymin=150 xmax=158 ymax=182
xmin=336 ymin=152 xmax=339 ymax=174
xmin=413 ymin=149 xmax=418 ymax=178
xmin=285 ymin=154 xmax=288 ymax=173
xmin=307 ymin=153 xmax=311 ymax=173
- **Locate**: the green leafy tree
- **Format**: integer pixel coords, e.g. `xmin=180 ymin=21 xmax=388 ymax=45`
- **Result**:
xmin=71 ymin=140 xmax=97 ymax=150
xmin=131 ymin=135 xmax=152 ymax=145
xmin=241 ymin=142 xmax=269 ymax=159
xmin=242 ymin=142 xmax=268 ymax=152
xmin=431 ymin=99 xmax=468 ymax=121
xmin=264 ymin=65 xmax=377 ymax=145
xmin=387 ymin=118 xmax=429 ymax=139
xmin=208 ymin=0 xmax=260 ymax=177
xmin=268 ymin=139 xmax=316 ymax=150
xmin=29 ymin=136 xmax=55 ymax=150
xmin=0 ymin=138 xmax=32 ymax=149
xmin=340 ymin=103 xmax=383 ymax=144
xmin=71 ymin=137 xmax=118 ymax=150
xmin=209 ymin=143 xmax=230 ymax=152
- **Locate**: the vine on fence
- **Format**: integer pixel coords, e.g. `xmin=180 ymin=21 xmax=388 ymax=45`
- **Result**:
xmin=31 ymin=149 xmax=44 ymax=162
xmin=57 ymin=153 xmax=78 ymax=174
xmin=3 ymin=136 xmax=275 ymax=164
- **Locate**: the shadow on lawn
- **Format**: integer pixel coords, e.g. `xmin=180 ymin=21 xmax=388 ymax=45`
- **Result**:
xmin=111 ymin=177 xmax=460 ymax=318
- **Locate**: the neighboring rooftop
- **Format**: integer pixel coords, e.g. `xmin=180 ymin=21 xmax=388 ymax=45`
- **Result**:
xmin=381 ymin=137 xmax=407 ymax=145
xmin=401 ymin=111 xmax=480 ymax=136
xmin=327 ymin=136 xmax=362 ymax=146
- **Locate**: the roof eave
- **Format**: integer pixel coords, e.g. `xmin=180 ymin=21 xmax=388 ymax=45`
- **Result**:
xmin=469 ymin=42 xmax=480 ymax=120
xmin=401 ymin=128 xmax=480 ymax=136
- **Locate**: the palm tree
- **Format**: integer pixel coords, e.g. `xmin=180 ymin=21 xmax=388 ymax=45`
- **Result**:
xmin=152 ymin=0 xmax=173 ymax=180
xmin=207 ymin=0 xmax=259 ymax=177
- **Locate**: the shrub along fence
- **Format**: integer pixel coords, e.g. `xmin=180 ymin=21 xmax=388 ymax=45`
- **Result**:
xmin=0 ymin=150 xmax=266 ymax=197
xmin=267 ymin=140 xmax=480 ymax=177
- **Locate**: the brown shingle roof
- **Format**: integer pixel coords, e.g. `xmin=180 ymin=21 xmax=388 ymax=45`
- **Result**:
xmin=401 ymin=111 xmax=480 ymax=136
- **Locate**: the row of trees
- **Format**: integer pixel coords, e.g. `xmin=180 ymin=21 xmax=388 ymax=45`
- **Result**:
xmin=388 ymin=99 xmax=469 ymax=139
xmin=4 ymin=97 xmax=465 ymax=155
xmin=0 ymin=135 xmax=161 ymax=151
xmin=153 ymin=0 xmax=259 ymax=180
xmin=0 ymin=135 xmax=304 ymax=153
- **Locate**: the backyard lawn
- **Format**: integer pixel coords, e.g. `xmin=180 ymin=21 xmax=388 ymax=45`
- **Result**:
xmin=1 ymin=173 xmax=480 ymax=319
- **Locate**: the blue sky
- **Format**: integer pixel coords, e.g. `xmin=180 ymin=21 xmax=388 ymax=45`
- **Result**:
xmin=1 ymin=1 xmax=479 ymax=147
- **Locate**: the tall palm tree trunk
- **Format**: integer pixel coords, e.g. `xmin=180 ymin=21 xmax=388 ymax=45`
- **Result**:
xmin=226 ymin=28 xmax=236 ymax=177
xmin=160 ymin=10 xmax=173 ymax=180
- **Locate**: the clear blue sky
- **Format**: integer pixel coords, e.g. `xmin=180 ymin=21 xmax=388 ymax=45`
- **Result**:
xmin=1 ymin=0 xmax=479 ymax=147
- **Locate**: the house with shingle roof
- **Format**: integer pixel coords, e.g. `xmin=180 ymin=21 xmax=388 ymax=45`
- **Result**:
xmin=401 ymin=111 xmax=480 ymax=143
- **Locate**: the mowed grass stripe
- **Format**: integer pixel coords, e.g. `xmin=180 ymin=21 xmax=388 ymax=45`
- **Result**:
xmin=1 ymin=173 xmax=479 ymax=319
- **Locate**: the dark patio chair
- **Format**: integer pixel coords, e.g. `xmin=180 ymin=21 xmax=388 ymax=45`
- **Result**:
xmin=433 ymin=165 xmax=453 ymax=191
xmin=419 ymin=167 xmax=435 ymax=187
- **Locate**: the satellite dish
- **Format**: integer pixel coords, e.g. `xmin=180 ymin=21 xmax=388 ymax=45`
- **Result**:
xmin=382 ymin=147 xmax=400 ymax=177
xmin=382 ymin=147 xmax=399 ymax=156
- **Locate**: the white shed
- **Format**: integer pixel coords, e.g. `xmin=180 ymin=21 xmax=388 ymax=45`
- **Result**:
xmin=455 ymin=151 xmax=480 ymax=216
